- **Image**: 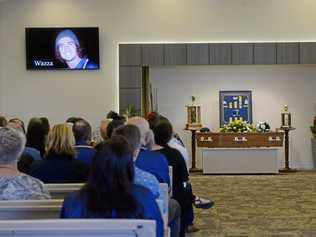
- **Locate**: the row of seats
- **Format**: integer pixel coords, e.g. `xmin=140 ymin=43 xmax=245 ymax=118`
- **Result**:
xmin=0 ymin=167 xmax=173 ymax=237
xmin=0 ymin=219 xmax=156 ymax=237
xmin=0 ymin=183 xmax=169 ymax=227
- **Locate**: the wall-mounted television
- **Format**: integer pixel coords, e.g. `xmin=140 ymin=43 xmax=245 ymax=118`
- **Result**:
xmin=25 ymin=27 xmax=100 ymax=70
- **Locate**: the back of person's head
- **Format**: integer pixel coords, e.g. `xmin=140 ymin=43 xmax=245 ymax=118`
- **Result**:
xmin=106 ymin=111 xmax=126 ymax=121
xmin=127 ymin=117 xmax=154 ymax=149
xmin=40 ymin=117 xmax=50 ymax=136
xmin=106 ymin=119 xmax=125 ymax=138
xmin=99 ymin=119 xmax=112 ymax=140
xmin=0 ymin=116 xmax=8 ymax=127
xmin=8 ymin=118 xmax=25 ymax=134
xmin=153 ymin=120 xmax=173 ymax=147
xmin=146 ymin=112 xmax=159 ymax=127
xmin=72 ymin=119 xmax=92 ymax=143
xmin=146 ymin=112 xmax=169 ymax=130
xmin=0 ymin=127 xmax=26 ymax=165
xmin=112 ymin=124 xmax=141 ymax=154
xmin=66 ymin=117 xmax=82 ymax=124
xmin=26 ymin=117 xmax=46 ymax=155
xmin=83 ymin=136 xmax=143 ymax=218
xmin=45 ymin=123 xmax=75 ymax=158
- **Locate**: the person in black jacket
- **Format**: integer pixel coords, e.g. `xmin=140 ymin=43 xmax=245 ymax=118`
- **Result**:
xmin=152 ymin=119 xmax=213 ymax=234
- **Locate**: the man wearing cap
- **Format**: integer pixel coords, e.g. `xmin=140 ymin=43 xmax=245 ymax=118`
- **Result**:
xmin=55 ymin=29 xmax=97 ymax=69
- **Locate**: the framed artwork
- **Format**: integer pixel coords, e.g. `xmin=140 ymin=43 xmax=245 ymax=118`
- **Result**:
xmin=219 ymin=90 xmax=252 ymax=127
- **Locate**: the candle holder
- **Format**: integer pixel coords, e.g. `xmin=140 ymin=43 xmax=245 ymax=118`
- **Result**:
xmin=281 ymin=105 xmax=291 ymax=128
xmin=279 ymin=105 xmax=296 ymax=172
xmin=185 ymin=96 xmax=202 ymax=172
xmin=185 ymin=96 xmax=202 ymax=130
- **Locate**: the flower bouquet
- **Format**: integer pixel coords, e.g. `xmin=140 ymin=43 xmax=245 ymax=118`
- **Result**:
xmin=220 ymin=120 xmax=256 ymax=133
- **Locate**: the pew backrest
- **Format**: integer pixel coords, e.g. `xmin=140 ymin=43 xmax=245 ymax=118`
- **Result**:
xmin=0 ymin=199 xmax=63 ymax=220
xmin=0 ymin=197 xmax=167 ymax=232
xmin=45 ymin=183 xmax=83 ymax=199
xmin=0 ymin=219 xmax=156 ymax=237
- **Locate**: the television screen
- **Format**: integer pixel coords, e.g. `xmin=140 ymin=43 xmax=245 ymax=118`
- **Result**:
xmin=26 ymin=27 xmax=100 ymax=70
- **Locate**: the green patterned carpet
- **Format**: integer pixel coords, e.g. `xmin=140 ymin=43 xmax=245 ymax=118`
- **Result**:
xmin=188 ymin=172 xmax=316 ymax=237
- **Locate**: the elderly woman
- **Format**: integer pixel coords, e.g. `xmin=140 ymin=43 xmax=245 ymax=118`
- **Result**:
xmin=29 ymin=123 xmax=88 ymax=183
xmin=0 ymin=127 xmax=50 ymax=200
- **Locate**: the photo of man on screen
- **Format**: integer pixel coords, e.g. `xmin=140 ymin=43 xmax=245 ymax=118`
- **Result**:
xmin=55 ymin=29 xmax=98 ymax=70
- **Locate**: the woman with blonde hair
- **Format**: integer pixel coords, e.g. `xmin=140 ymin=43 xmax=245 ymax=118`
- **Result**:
xmin=29 ymin=124 xmax=88 ymax=183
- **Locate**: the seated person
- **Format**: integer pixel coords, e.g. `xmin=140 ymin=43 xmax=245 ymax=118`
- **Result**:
xmin=7 ymin=119 xmax=41 ymax=173
xmin=114 ymin=124 xmax=181 ymax=237
xmin=127 ymin=116 xmax=170 ymax=185
xmin=29 ymin=124 xmax=88 ymax=183
xmin=8 ymin=118 xmax=26 ymax=134
xmin=66 ymin=116 xmax=82 ymax=124
xmin=72 ymin=119 xmax=96 ymax=167
xmin=0 ymin=116 xmax=8 ymax=127
xmin=25 ymin=117 xmax=49 ymax=157
xmin=61 ymin=136 xmax=163 ymax=237
xmin=152 ymin=120 xmax=192 ymax=234
xmin=106 ymin=118 xmax=126 ymax=138
xmin=113 ymin=125 xmax=160 ymax=199
xmin=91 ymin=111 xmax=125 ymax=144
xmin=0 ymin=127 xmax=50 ymax=200
xmin=147 ymin=112 xmax=189 ymax=168
xmin=152 ymin=120 xmax=213 ymax=234
xmin=99 ymin=119 xmax=112 ymax=140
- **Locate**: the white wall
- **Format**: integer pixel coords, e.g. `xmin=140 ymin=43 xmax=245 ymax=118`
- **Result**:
xmin=150 ymin=65 xmax=316 ymax=169
xmin=0 ymin=2 xmax=4 ymax=113
xmin=0 ymin=0 xmax=316 ymax=168
xmin=1 ymin=0 xmax=316 ymax=124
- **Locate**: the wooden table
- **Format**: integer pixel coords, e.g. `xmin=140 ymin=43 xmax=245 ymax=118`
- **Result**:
xmin=196 ymin=132 xmax=284 ymax=174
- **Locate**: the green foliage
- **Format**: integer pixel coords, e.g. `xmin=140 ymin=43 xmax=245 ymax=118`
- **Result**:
xmin=220 ymin=120 xmax=256 ymax=133
xmin=124 ymin=105 xmax=137 ymax=118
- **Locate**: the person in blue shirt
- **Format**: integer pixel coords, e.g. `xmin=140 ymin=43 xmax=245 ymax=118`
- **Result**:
xmin=113 ymin=124 xmax=181 ymax=237
xmin=72 ymin=119 xmax=96 ymax=167
xmin=55 ymin=29 xmax=98 ymax=70
xmin=60 ymin=136 xmax=163 ymax=237
xmin=113 ymin=125 xmax=160 ymax=199
xmin=127 ymin=117 xmax=170 ymax=185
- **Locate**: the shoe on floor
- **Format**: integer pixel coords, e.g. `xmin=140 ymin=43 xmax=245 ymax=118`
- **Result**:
xmin=194 ymin=196 xmax=214 ymax=209
xmin=185 ymin=224 xmax=199 ymax=233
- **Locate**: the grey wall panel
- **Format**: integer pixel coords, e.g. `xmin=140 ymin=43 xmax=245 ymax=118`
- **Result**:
xmin=187 ymin=44 xmax=209 ymax=65
xmin=119 ymin=88 xmax=142 ymax=112
xmin=300 ymin=42 xmax=316 ymax=64
xmin=164 ymin=44 xmax=187 ymax=65
xmin=232 ymin=43 xmax=254 ymax=65
xmin=254 ymin=43 xmax=276 ymax=64
xmin=142 ymin=44 xmax=164 ymax=66
xmin=119 ymin=44 xmax=142 ymax=66
xmin=119 ymin=66 xmax=142 ymax=88
xmin=210 ymin=44 xmax=232 ymax=65
xmin=277 ymin=43 xmax=299 ymax=64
